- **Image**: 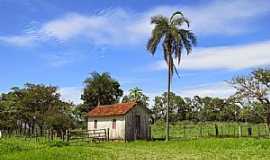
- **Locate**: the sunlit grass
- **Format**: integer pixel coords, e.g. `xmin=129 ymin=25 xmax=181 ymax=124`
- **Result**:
xmin=1 ymin=136 xmax=270 ymax=160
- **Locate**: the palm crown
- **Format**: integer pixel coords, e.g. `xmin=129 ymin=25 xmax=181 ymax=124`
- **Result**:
xmin=147 ymin=11 xmax=196 ymax=141
xmin=147 ymin=11 xmax=196 ymax=77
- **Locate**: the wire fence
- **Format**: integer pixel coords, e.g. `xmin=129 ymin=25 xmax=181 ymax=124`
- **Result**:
xmin=0 ymin=128 xmax=109 ymax=143
xmin=1 ymin=122 xmax=270 ymax=141
xmin=151 ymin=122 xmax=270 ymax=139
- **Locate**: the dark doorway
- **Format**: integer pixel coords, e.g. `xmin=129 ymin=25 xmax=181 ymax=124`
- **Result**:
xmin=135 ymin=115 xmax=141 ymax=139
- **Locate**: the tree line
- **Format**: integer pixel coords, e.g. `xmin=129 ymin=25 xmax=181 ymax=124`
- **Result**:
xmin=152 ymin=68 xmax=270 ymax=126
xmin=0 ymin=84 xmax=75 ymax=135
xmin=0 ymin=68 xmax=269 ymax=135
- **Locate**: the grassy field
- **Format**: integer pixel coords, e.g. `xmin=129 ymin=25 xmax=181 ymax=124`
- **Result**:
xmin=152 ymin=121 xmax=270 ymax=138
xmin=1 ymin=122 xmax=270 ymax=160
xmin=1 ymin=137 xmax=270 ymax=160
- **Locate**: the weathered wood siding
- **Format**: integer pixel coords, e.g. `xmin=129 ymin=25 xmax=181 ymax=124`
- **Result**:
xmin=125 ymin=105 xmax=151 ymax=140
xmin=88 ymin=116 xmax=125 ymax=140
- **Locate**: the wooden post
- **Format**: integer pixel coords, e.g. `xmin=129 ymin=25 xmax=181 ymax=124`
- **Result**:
xmin=258 ymin=125 xmax=260 ymax=137
xmin=239 ymin=125 xmax=242 ymax=137
xmin=183 ymin=125 xmax=186 ymax=138
xmin=67 ymin=129 xmax=70 ymax=142
xmin=221 ymin=126 xmax=223 ymax=137
xmin=35 ymin=128 xmax=38 ymax=142
xmin=248 ymin=127 xmax=252 ymax=137
xmin=65 ymin=130 xmax=68 ymax=142
xmin=215 ymin=124 xmax=219 ymax=137
xmin=51 ymin=129 xmax=53 ymax=141
xmin=61 ymin=130 xmax=64 ymax=141
xmin=233 ymin=125 xmax=236 ymax=137
xmin=48 ymin=130 xmax=50 ymax=141
xmin=82 ymin=129 xmax=84 ymax=142
xmin=149 ymin=126 xmax=151 ymax=140
xmin=200 ymin=125 xmax=202 ymax=137
xmin=265 ymin=124 xmax=268 ymax=137
xmin=107 ymin=128 xmax=110 ymax=141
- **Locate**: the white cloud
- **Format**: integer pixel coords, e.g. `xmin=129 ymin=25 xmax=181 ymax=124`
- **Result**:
xmin=39 ymin=13 xmax=108 ymax=41
xmin=1 ymin=0 xmax=269 ymax=46
xmin=153 ymin=40 xmax=270 ymax=71
xmin=41 ymin=51 xmax=84 ymax=67
xmin=59 ymin=87 xmax=83 ymax=104
xmin=183 ymin=0 xmax=270 ymax=35
xmin=144 ymin=82 xmax=235 ymax=106
xmin=177 ymin=82 xmax=235 ymax=98
xmin=0 ymin=35 xmax=35 ymax=46
xmin=47 ymin=56 xmax=73 ymax=67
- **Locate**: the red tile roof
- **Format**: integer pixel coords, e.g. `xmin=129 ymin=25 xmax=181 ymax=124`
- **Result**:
xmin=87 ymin=102 xmax=137 ymax=117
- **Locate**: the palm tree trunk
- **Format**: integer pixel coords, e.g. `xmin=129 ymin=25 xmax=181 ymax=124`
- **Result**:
xmin=166 ymin=59 xmax=171 ymax=142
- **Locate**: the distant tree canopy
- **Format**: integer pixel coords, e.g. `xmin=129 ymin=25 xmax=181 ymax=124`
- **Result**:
xmin=122 ymin=87 xmax=149 ymax=107
xmin=230 ymin=68 xmax=270 ymax=126
xmin=151 ymin=68 xmax=269 ymax=124
xmin=81 ymin=72 xmax=123 ymax=112
xmin=0 ymin=83 xmax=75 ymax=134
xmin=1 ymin=68 xmax=269 ymax=134
xmin=152 ymin=92 xmax=185 ymax=122
xmin=151 ymin=93 xmax=263 ymax=123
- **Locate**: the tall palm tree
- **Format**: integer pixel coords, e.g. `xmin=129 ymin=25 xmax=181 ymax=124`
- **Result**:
xmin=147 ymin=11 xmax=196 ymax=141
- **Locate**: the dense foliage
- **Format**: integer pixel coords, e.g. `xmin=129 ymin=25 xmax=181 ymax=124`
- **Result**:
xmin=152 ymin=68 xmax=270 ymax=124
xmin=0 ymin=69 xmax=269 ymax=134
xmin=0 ymin=83 xmax=75 ymax=134
xmin=80 ymin=72 xmax=123 ymax=113
xmin=122 ymin=87 xmax=149 ymax=107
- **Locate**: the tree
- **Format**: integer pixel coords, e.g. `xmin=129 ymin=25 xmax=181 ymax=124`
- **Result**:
xmin=122 ymin=87 xmax=149 ymax=107
xmin=81 ymin=72 xmax=123 ymax=112
xmin=0 ymin=83 xmax=75 ymax=135
xmin=0 ymin=92 xmax=18 ymax=132
xmin=230 ymin=68 xmax=270 ymax=126
xmin=152 ymin=92 xmax=186 ymax=123
xmin=147 ymin=11 xmax=196 ymax=141
xmin=45 ymin=101 xmax=75 ymax=133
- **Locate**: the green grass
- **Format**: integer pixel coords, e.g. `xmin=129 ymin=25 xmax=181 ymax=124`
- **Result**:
xmin=1 ymin=122 xmax=270 ymax=160
xmin=152 ymin=121 xmax=270 ymax=139
xmin=1 ymin=137 xmax=270 ymax=159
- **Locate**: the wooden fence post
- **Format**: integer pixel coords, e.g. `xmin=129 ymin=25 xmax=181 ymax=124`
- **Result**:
xmin=233 ymin=125 xmax=236 ymax=137
xmin=215 ymin=124 xmax=219 ymax=137
xmin=183 ymin=125 xmax=186 ymax=138
xmin=258 ymin=125 xmax=260 ymax=137
xmin=51 ymin=129 xmax=53 ymax=141
xmin=65 ymin=130 xmax=68 ymax=142
xmin=35 ymin=128 xmax=38 ymax=142
xmin=107 ymin=128 xmax=110 ymax=141
xmin=239 ymin=125 xmax=242 ymax=137
xmin=67 ymin=129 xmax=70 ymax=142
xmin=199 ymin=125 xmax=202 ymax=137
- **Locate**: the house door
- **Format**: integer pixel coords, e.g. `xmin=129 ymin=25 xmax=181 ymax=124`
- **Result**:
xmin=135 ymin=115 xmax=140 ymax=139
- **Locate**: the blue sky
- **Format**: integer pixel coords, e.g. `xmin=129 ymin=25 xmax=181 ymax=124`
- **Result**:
xmin=0 ymin=0 xmax=270 ymax=104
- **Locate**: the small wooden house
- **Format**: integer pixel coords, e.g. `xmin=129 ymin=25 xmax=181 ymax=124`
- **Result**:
xmin=87 ymin=102 xmax=151 ymax=141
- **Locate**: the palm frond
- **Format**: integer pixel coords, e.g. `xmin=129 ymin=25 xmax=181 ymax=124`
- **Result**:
xmin=172 ymin=17 xmax=190 ymax=27
xmin=174 ymin=40 xmax=183 ymax=65
xmin=147 ymin=11 xmax=196 ymax=79
xmin=187 ymin=31 xmax=197 ymax=46
xmin=178 ymin=29 xmax=197 ymax=54
xmin=151 ymin=15 xmax=169 ymax=25
xmin=170 ymin=11 xmax=184 ymax=23
xmin=147 ymin=25 xmax=166 ymax=54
